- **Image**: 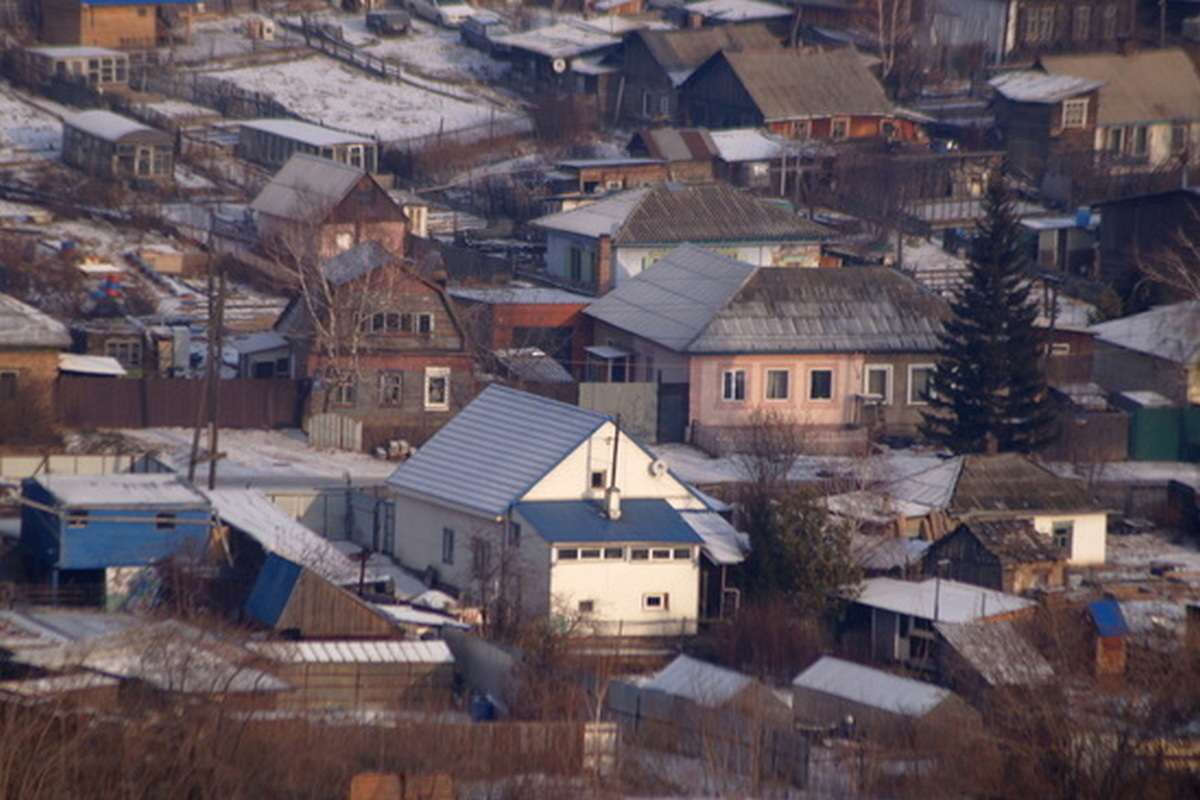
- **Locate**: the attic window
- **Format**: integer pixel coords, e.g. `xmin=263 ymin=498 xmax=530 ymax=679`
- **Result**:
xmin=590 ymin=470 xmax=607 ymax=489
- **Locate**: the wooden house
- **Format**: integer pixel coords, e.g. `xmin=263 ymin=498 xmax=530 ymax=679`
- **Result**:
xmin=1090 ymin=300 xmax=1200 ymax=407
xmin=626 ymin=128 xmax=718 ymax=183
xmin=39 ymin=0 xmax=198 ymax=48
xmin=1094 ymin=187 xmax=1200 ymax=295
xmin=24 ymin=45 xmax=130 ymax=88
xmin=0 ymin=293 xmax=71 ymax=438
xmin=237 ymin=118 xmax=379 ymax=174
xmin=250 ymin=153 xmax=408 ymax=262
xmin=61 ymin=110 xmax=173 ymax=185
xmin=681 ymin=46 xmax=926 ymax=143
xmin=924 ymin=519 xmax=1067 ymax=594
xmin=493 ymin=20 xmax=621 ymax=112
xmin=448 ymin=285 xmax=592 ymax=369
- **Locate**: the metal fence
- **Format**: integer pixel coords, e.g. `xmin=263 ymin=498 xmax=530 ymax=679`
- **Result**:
xmin=57 ymin=377 xmax=304 ymax=429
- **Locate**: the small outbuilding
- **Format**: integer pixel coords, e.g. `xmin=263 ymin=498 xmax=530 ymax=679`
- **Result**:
xmin=924 ymin=518 xmax=1067 ymax=594
xmin=61 ymin=110 xmax=173 ymax=185
xmin=237 ymin=118 xmax=379 ymax=173
xmin=24 ymin=45 xmax=130 ymax=87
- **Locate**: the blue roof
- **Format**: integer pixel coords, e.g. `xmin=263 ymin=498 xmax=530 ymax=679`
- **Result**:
xmin=387 ymin=385 xmax=612 ymax=518
xmin=1089 ymin=600 xmax=1130 ymax=637
xmin=513 ymin=498 xmax=704 ymax=545
xmin=244 ymin=554 xmax=302 ymax=628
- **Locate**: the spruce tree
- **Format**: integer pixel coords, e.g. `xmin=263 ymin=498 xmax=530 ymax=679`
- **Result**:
xmin=920 ymin=177 xmax=1056 ymax=454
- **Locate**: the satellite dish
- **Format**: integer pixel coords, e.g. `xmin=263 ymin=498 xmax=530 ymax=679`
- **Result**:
xmin=551 ymin=57 xmax=568 ymax=74
xmin=648 ymin=458 xmax=668 ymax=477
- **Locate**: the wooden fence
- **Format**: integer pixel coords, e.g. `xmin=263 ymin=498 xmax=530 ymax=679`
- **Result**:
xmin=57 ymin=377 xmax=304 ymax=429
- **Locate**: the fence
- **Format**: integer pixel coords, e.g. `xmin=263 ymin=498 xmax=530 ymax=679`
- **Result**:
xmin=57 ymin=377 xmax=303 ymax=429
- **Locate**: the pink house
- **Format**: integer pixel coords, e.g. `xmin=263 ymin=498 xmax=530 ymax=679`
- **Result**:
xmin=584 ymin=244 xmax=949 ymax=454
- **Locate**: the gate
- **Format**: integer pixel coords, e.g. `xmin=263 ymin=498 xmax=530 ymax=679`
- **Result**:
xmin=308 ymin=412 xmax=364 ymax=451
xmin=657 ymin=383 xmax=689 ymax=443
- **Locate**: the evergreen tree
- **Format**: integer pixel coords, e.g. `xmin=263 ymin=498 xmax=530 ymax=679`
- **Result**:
xmin=921 ymin=177 xmax=1056 ymax=454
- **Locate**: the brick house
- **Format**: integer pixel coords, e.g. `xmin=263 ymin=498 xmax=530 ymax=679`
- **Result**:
xmin=39 ymin=0 xmax=197 ymax=49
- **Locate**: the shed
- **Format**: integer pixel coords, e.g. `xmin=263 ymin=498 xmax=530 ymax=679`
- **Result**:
xmin=1087 ymin=599 xmax=1129 ymax=676
xmin=237 ymin=118 xmax=378 ymax=173
xmin=24 ymin=45 xmax=130 ymax=87
xmin=61 ymin=110 xmax=173 ymax=184
xmin=924 ymin=519 xmax=1067 ymax=594
xmin=792 ymin=656 xmax=981 ymax=745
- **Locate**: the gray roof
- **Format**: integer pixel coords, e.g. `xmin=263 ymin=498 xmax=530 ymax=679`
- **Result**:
xmin=642 ymin=654 xmax=753 ymax=706
xmin=935 ymin=620 xmax=1055 ymax=687
xmin=493 ymin=20 xmax=619 ymax=59
xmin=247 ymin=639 xmax=452 ymax=665
xmin=386 ymin=384 xmax=612 ymax=518
xmin=27 ymin=45 xmax=125 ymax=58
xmin=851 ymin=577 xmax=1036 ymax=623
xmin=449 ymin=286 xmax=592 ymax=305
xmin=532 ymin=183 xmax=831 ymax=244
xmin=249 ymin=152 xmax=366 ymax=222
xmin=688 ymin=266 xmax=948 ymax=355
xmin=29 ymin=473 xmax=210 ymax=508
xmin=65 ymin=110 xmax=166 ymax=143
xmin=947 ymin=518 xmax=1065 ymax=564
xmin=685 ymin=0 xmax=793 ymax=23
xmin=949 ymin=453 xmax=1104 ymax=516
xmin=989 ymin=71 xmax=1103 ymax=104
xmin=635 ymin=23 xmax=782 ymax=86
xmin=1089 ymin=299 xmax=1200 ymax=365
xmin=793 ymin=656 xmax=953 ymax=718
xmin=585 ymin=244 xmax=757 ymax=351
xmin=240 ymin=118 xmax=372 ymax=147
xmin=716 ymin=46 xmax=899 ymax=123
xmin=321 ymin=240 xmax=396 ymax=286
xmin=1041 ymin=49 xmax=1200 ymax=125
xmin=0 ymin=293 xmax=70 ymax=349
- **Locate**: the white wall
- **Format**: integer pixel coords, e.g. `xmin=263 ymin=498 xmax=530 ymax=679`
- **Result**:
xmin=1033 ymin=511 xmax=1107 ymax=565
xmin=548 ymin=550 xmax=700 ymax=636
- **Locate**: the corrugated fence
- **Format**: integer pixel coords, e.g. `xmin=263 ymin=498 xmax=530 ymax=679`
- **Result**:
xmin=57 ymin=377 xmax=304 ymax=429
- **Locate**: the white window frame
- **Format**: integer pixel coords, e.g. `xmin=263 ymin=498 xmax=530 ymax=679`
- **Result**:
xmin=864 ymin=364 xmax=893 ymax=405
xmin=424 ymin=366 xmax=450 ymax=411
xmin=807 ymin=368 xmax=835 ymax=401
xmin=830 ymin=117 xmax=850 ymax=140
xmin=1052 ymin=520 xmax=1074 ymax=553
xmin=1061 ymin=99 xmax=1088 ymax=129
xmin=642 ymin=592 xmax=669 ymax=611
xmin=764 ymin=368 xmax=790 ymax=401
xmin=908 ymin=364 xmax=935 ymax=405
xmin=379 ymin=371 xmax=403 ymax=407
xmin=721 ymin=368 xmax=746 ymax=402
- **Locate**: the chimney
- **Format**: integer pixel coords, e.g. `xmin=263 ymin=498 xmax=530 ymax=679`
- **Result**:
xmin=604 ymin=486 xmax=622 ymax=520
xmin=595 ymin=233 xmax=613 ymax=295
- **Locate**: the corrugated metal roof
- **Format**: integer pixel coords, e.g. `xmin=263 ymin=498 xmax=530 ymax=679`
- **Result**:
xmin=687 ymin=267 xmax=948 ymax=354
xmin=792 ymin=656 xmax=952 ymax=717
xmin=1088 ymin=599 xmax=1130 ymax=638
xmin=635 ymin=128 xmax=718 ymax=161
xmin=65 ymin=109 xmax=162 ymax=142
xmin=643 ymin=654 xmax=753 ymax=706
xmin=1090 ymin=299 xmax=1200 ymax=365
xmin=585 ymin=244 xmax=757 ymax=351
xmin=851 ymin=577 xmax=1035 ymax=623
xmin=636 ymin=22 xmax=780 ymax=86
xmin=248 ymin=639 xmax=453 ymax=665
xmin=26 ymin=45 xmax=124 ymax=58
xmin=240 ymin=118 xmax=372 ymax=147
xmin=989 ymin=71 xmax=1103 ymax=104
xmin=680 ymin=510 xmax=747 ymax=565
xmin=0 ymin=293 xmax=71 ymax=349
xmin=371 ymin=604 xmax=470 ymax=629
xmin=719 ymin=46 xmax=898 ymax=123
xmin=386 ymin=385 xmax=611 ymax=517
xmin=249 ymin=152 xmax=365 ymax=222
xmin=30 ymin=473 xmax=210 ymax=508
xmin=514 ymin=498 xmax=704 ymax=545
xmin=935 ymin=620 xmax=1055 ymax=686
xmin=1041 ymin=49 xmax=1200 ymax=126
xmin=531 ymin=187 xmax=650 ymax=238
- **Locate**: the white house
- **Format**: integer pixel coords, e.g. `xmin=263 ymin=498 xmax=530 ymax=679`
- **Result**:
xmin=385 ymin=385 xmax=745 ymax=636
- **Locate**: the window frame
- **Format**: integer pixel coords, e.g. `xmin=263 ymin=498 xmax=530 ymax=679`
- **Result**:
xmin=807 ymin=368 xmax=834 ymax=401
xmin=1052 ymin=520 xmax=1074 ymax=553
xmin=863 ymin=364 xmax=893 ymax=405
xmin=764 ymin=368 xmax=790 ymax=401
xmin=1061 ymin=98 xmax=1088 ymax=129
xmin=721 ymin=368 xmax=747 ymax=402
xmin=642 ymin=592 xmax=669 ymax=611
xmin=441 ymin=527 xmax=455 ymax=565
xmin=378 ymin=371 xmax=403 ymax=407
xmin=424 ymin=366 xmax=450 ymax=411
xmin=830 ymin=117 xmax=850 ymax=140
xmin=907 ymin=364 xmax=935 ymax=405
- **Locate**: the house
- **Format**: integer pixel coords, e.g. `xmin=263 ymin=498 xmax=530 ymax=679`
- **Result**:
xmin=250 ymin=153 xmax=408 ymax=262
xmin=23 ymin=45 xmax=130 ymax=88
xmin=274 ymin=241 xmax=475 ymax=449
xmin=61 ymin=110 xmax=174 ymax=185
xmin=237 ymin=118 xmax=379 ymax=174
xmin=709 ymin=127 xmax=820 ymax=192
xmin=19 ymin=474 xmax=213 ymax=603
xmin=0 ymin=292 xmax=71 ymax=439
xmin=626 ymin=128 xmax=717 ymax=184
xmin=530 ymin=182 xmax=833 ymax=294
xmin=618 ymin=24 xmax=782 ymax=124
xmin=385 ymin=384 xmax=746 ymax=636
xmin=681 ymin=46 xmax=926 ymax=143
xmin=1090 ymin=300 xmax=1200 ymax=407
xmin=665 ymin=0 xmax=794 ymax=33
xmin=840 ymin=576 xmax=1037 ymax=671
xmin=448 ymin=285 xmax=592 ymax=370
xmin=923 ymin=519 xmax=1067 ymax=594
xmin=828 ymin=453 xmax=1109 ymax=563
xmin=39 ymin=0 xmax=198 ymax=48
xmin=792 ymin=656 xmax=982 ymax=745
xmin=493 ymin=20 xmax=621 ymax=109
xmin=1093 ymin=187 xmax=1200 ymax=296
xmin=583 ymin=244 xmax=949 ymax=449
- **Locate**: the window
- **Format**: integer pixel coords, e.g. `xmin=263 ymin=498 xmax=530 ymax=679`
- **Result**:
xmin=472 ymin=539 xmax=492 ymax=575
xmin=1052 ymin=521 xmax=1074 ymax=553
xmin=1073 ymin=5 xmax=1090 ymax=40
xmin=603 ymin=547 xmax=624 ymax=559
xmin=864 ymin=365 xmax=892 ymax=404
xmin=1024 ymin=5 xmax=1055 ymax=43
xmin=1131 ymin=126 xmax=1148 ymax=157
xmin=508 ymin=522 xmax=521 ymax=545
xmin=1061 ymin=99 xmax=1088 ymax=129
xmin=67 ymin=509 xmax=88 ymax=529
xmin=558 ymin=548 xmax=579 ymax=560
xmin=1102 ymin=4 xmax=1117 ymax=39
xmin=630 ymin=548 xmax=649 ymax=561
xmin=651 ymin=548 xmax=671 ymax=560
xmin=831 ymin=118 xmax=849 ymax=139
xmin=580 ymin=548 xmax=602 ymax=560
xmin=908 ymin=364 xmax=935 ymax=405
xmin=442 ymin=527 xmax=455 ymax=565
xmin=765 ymin=369 xmax=790 ymax=401
xmin=1050 ymin=342 xmax=1071 ymax=357
xmin=792 ymin=120 xmax=811 ymax=139
xmin=591 ymin=470 xmax=607 ymax=489
xmin=722 ymin=369 xmax=746 ymax=401
xmin=673 ymin=548 xmax=692 ymax=560
xmin=1106 ymin=126 xmax=1124 ymax=153
xmin=424 ymin=367 xmax=449 ymax=410
xmin=0 ymin=371 xmax=17 ymax=401
xmin=578 ymin=600 xmax=595 ymax=614
xmin=1172 ymin=124 xmax=1189 ymax=153
xmin=569 ymin=246 xmax=584 ymax=282
xmin=379 ymin=372 xmax=403 ymax=406
xmin=154 ymin=513 xmax=176 ymax=530
xmin=105 ymin=339 xmax=143 ymax=368
xmin=332 ymin=379 xmax=356 ymax=407
xmin=808 ymin=369 xmax=833 ymax=400
xmin=417 ymin=313 xmax=433 ymax=334
xmin=335 ymin=231 xmax=354 ymax=252
xmin=642 ymin=593 xmax=669 ymax=611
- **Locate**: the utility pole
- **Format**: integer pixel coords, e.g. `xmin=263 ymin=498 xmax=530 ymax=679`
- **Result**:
xmin=188 ymin=258 xmax=226 ymax=487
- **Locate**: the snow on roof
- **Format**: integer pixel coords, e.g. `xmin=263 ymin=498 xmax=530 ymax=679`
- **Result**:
xmin=0 ymin=293 xmax=71 ymax=349
xmin=935 ymin=620 xmax=1054 ymax=686
xmin=1090 ymin=300 xmax=1200 ymax=365
xmin=247 ymin=639 xmax=453 ymax=665
xmin=989 ymin=71 xmax=1104 ymax=103
xmin=851 ymin=577 xmax=1035 ymax=623
xmin=0 ymin=672 xmax=119 ymax=699
xmin=371 ymin=604 xmax=469 ymax=630
xmin=494 ymin=20 xmax=620 ymax=59
xmin=680 ymin=510 xmax=747 ymax=565
xmin=27 ymin=45 xmax=125 ymax=59
xmin=387 ymin=385 xmax=611 ymax=518
xmin=203 ymin=488 xmax=357 ymax=584
xmin=685 ymin=0 xmax=793 ymax=21
xmin=65 ymin=110 xmax=163 ymax=142
xmin=710 ymin=128 xmax=790 ymax=162
xmin=531 ymin=186 xmax=650 ymax=238
xmin=0 ymin=609 xmax=140 ymax=654
xmin=240 ymin=118 xmax=373 ymax=147
xmin=642 ymin=654 xmax=754 ymax=706
xmin=851 ymin=533 xmax=930 ymax=572
xmin=792 ymin=656 xmax=952 ymax=717
xmin=31 ymin=473 xmax=210 ymax=508
xmin=227 ymin=331 xmax=289 ymax=355
xmin=58 ymin=353 xmax=127 ymax=377
xmin=450 ymin=286 xmax=592 ymax=305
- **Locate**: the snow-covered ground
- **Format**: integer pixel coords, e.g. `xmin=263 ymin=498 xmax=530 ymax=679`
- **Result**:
xmin=0 ymin=80 xmax=64 ymax=164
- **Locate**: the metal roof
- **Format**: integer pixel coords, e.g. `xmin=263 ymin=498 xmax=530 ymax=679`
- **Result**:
xmin=1088 ymin=599 xmax=1130 ymax=638
xmin=710 ymin=128 xmax=791 ymax=162
xmin=64 ymin=110 xmax=164 ymax=143
xmin=29 ymin=473 xmax=210 ymax=508
xmin=935 ymin=620 xmax=1055 ymax=686
xmin=58 ymin=353 xmax=126 ymax=376
xmin=989 ymin=71 xmax=1103 ymax=104
xmin=1090 ymin=299 xmax=1200 ymax=366
xmin=240 ymin=118 xmax=372 ymax=147
xmin=584 ymin=243 xmax=757 ymax=351
xmin=514 ymin=498 xmax=704 ymax=545
xmin=1041 ymin=49 xmax=1200 ymax=126
xmin=386 ymin=384 xmax=612 ymax=517
xmin=634 ymin=24 xmax=781 ymax=87
xmin=680 ymin=510 xmax=747 ymax=565
xmin=531 ymin=187 xmax=651 ymax=238
xmin=249 ymin=152 xmax=366 ymax=222
xmin=643 ymin=654 xmax=753 ymax=706
xmin=685 ymin=0 xmax=792 ymax=22
xmin=371 ymin=604 xmax=470 ymax=630
xmin=950 ymin=453 xmax=1104 ymax=516
xmin=449 ymin=286 xmax=591 ymax=306
xmin=26 ymin=45 xmax=125 ymax=58
xmin=493 ymin=20 xmax=619 ymax=59
xmin=247 ymin=639 xmax=453 ymax=665
xmin=632 ymin=128 xmax=718 ymax=161
xmin=792 ymin=656 xmax=952 ymax=718
xmin=851 ymin=577 xmax=1035 ymax=623
xmin=0 ymin=293 xmax=71 ymax=349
